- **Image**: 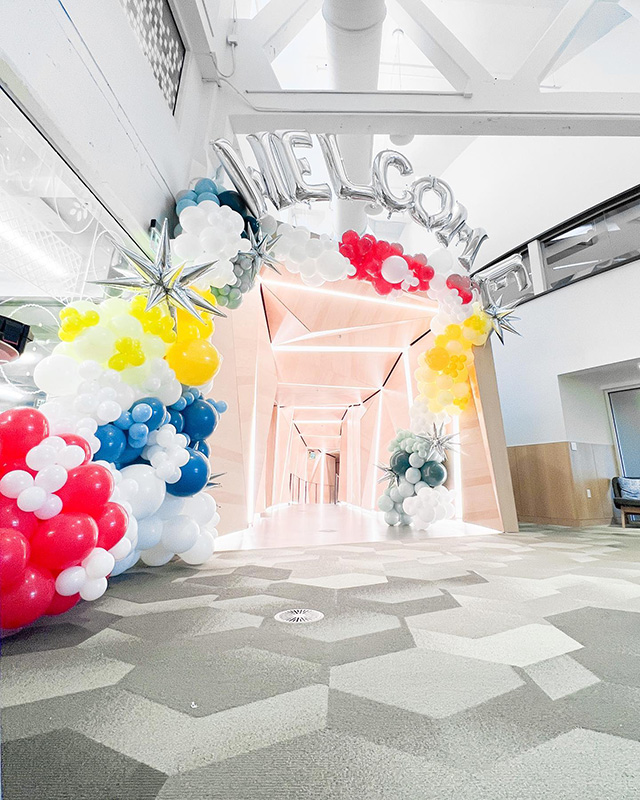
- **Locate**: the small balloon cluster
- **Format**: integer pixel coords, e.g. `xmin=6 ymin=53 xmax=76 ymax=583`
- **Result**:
xmin=0 ymin=408 xmax=135 ymax=630
xmin=173 ymin=178 xmax=265 ymax=310
xmin=414 ymin=248 xmax=492 ymax=417
xmin=377 ymin=427 xmax=455 ymax=529
xmin=338 ymin=230 xmax=434 ymax=296
xmin=273 ymin=224 xmax=352 ymax=287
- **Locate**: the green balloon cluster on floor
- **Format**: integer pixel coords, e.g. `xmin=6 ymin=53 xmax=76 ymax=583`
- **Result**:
xmin=378 ymin=428 xmax=449 ymax=527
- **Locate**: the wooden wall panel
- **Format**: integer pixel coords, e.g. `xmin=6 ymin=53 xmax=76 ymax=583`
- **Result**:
xmin=507 ymin=441 xmax=617 ymax=526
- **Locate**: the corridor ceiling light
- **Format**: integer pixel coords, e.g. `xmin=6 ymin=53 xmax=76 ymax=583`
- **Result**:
xmin=273 ymin=345 xmax=400 ymax=353
xmin=260 ymin=278 xmax=436 ymax=312
xmin=292 ymin=405 xmax=348 ymax=409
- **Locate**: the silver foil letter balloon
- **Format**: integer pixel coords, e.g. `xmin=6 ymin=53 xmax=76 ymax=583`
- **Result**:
xmin=316 ymin=133 xmax=377 ymax=203
xmin=278 ymin=131 xmax=332 ymax=204
xmin=457 ymin=224 xmax=489 ymax=271
xmin=410 ymin=176 xmax=454 ymax=231
xmin=210 ymin=138 xmax=267 ymax=219
xmin=372 ymin=150 xmax=415 ymax=213
xmin=246 ymin=131 xmax=296 ymax=211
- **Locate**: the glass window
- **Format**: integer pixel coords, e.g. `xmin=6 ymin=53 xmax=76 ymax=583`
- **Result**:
xmin=0 ymin=87 xmax=143 ymax=410
xmin=609 ymin=387 xmax=640 ymax=477
xmin=541 ymin=213 xmax=612 ymax=290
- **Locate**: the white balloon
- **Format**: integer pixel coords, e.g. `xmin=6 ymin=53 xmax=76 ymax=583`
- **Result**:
xmin=17 ymin=485 xmax=48 ymax=512
xmin=35 ymin=494 xmax=63 ymax=520
xmin=173 ymin=232 xmax=203 ymax=261
xmin=80 ymin=576 xmax=108 ymax=601
xmin=35 ymin=465 xmax=68 ymax=493
xmin=183 ymin=493 xmax=216 ymax=526
xmin=140 ymin=543 xmax=174 ymax=566
xmin=0 ymin=470 xmax=33 ymax=498
xmin=109 ymin=537 xmax=132 ymax=561
xmin=136 ymin=516 xmax=163 ymax=550
xmin=25 ymin=444 xmax=58 ymax=471
xmin=56 ymin=566 xmax=87 ymax=596
xmin=381 ymin=255 xmax=409 ymax=284
xmin=119 ymin=465 xmax=166 ymax=520
xmin=82 ymin=547 xmax=116 ymax=580
xmin=33 ymin=355 xmax=82 ymax=396
xmin=161 ymin=515 xmax=199 ymax=554
xmin=155 ymin=495 xmax=185 ymax=520
xmin=179 ymin=530 xmax=215 ymax=565
xmin=57 ymin=445 xmax=86 ymax=470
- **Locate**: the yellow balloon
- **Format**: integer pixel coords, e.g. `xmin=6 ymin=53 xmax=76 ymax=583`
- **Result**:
xmin=165 ymin=339 xmax=222 ymax=386
xmin=175 ymin=308 xmax=213 ymax=342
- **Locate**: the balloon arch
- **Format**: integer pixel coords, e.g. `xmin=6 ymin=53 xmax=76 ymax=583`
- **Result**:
xmin=0 ymin=130 xmax=527 ymax=631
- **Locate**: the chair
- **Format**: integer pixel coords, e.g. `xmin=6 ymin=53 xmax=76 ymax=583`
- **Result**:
xmin=612 ymin=478 xmax=640 ymax=528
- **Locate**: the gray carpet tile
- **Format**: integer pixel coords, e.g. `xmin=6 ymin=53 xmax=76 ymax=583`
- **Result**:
xmin=4 ymin=522 xmax=640 ymax=798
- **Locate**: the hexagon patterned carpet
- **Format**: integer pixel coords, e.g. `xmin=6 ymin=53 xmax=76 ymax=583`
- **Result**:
xmin=4 ymin=523 xmax=640 ymax=799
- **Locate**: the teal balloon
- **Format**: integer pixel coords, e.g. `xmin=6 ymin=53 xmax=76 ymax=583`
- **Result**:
xmin=194 ymin=178 xmax=217 ymax=195
xmin=421 ymin=461 xmax=447 ymax=487
xmin=217 ymin=190 xmax=247 ymax=215
xmin=390 ymin=450 xmax=411 ymax=476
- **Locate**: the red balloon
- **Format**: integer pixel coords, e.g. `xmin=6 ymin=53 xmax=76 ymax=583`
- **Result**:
xmin=0 ymin=564 xmax=55 ymax=629
xmin=60 ymin=434 xmax=92 ymax=465
xmin=30 ymin=513 xmax=98 ymax=572
xmin=0 ymin=407 xmax=48 ymax=461
xmin=0 ymin=496 xmax=38 ymax=539
xmin=0 ymin=457 xmax=36 ymax=476
xmin=57 ymin=463 xmax=114 ymax=516
xmin=96 ymin=502 xmax=129 ymax=551
xmin=0 ymin=528 xmax=30 ymax=590
xmin=45 ymin=591 xmax=80 ymax=616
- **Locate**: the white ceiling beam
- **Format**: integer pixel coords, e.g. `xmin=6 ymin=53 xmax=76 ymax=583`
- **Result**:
xmin=254 ymin=0 xmax=323 ymax=61
xmin=388 ymin=0 xmax=493 ymax=92
xmin=514 ymin=0 xmax=597 ymax=85
xmin=220 ymin=84 xmax=640 ymax=135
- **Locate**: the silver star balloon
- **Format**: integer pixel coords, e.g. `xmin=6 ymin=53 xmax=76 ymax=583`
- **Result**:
xmin=483 ymin=302 xmax=521 ymax=345
xmin=244 ymin=228 xmax=282 ymax=282
xmin=376 ymin=464 xmax=399 ymax=486
xmin=417 ymin=423 xmax=460 ymax=463
xmin=95 ymin=218 xmax=226 ymax=324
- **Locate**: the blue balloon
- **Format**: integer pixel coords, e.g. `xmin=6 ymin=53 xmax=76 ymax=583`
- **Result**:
xmin=128 ymin=422 xmax=149 ymax=447
xmin=166 ymin=448 xmax=210 ymax=497
xmin=168 ymin=409 xmax=184 ymax=432
xmin=133 ymin=397 xmax=166 ymax=431
xmin=117 ymin=445 xmax=145 ymax=466
xmin=183 ymin=391 xmax=195 ymax=406
xmin=192 ymin=389 xmax=202 ymax=400
xmin=194 ymin=178 xmax=217 ymax=195
xmin=114 ymin=411 xmax=133 ymax=430
xmin=94 ymin=424 xmax=127 ymax=463
xmin=176 ymin=198 xmax=197 ymax=215
xmin=182 ymin=399 xmax=218 ymax=440
xmin=193 ymin=439 xmax=210 ymax=458
xmin=197 ymin=192 xmax=220 ymax=205
xmin=173 ymin=224 xmax=183 ymax=238
xmin=131 ymin=403 xmax=152 ymax=423
xmin=176 ymin=189 xmax=197 ymax=202
xmin=170 ymin=396 xmax=187 ymax=412
xmin=212 ymin=400 xmax=228 ymax=414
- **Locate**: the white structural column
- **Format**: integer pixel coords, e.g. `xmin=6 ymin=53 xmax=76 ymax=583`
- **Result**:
xmin=322 ymin=0 xmax=386 ymax=236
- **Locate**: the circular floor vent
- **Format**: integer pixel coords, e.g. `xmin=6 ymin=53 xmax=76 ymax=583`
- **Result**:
xmin=274 ymin=608 xmax=324 ymax=624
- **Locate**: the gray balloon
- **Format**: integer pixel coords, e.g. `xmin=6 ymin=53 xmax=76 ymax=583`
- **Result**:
xmin=210 ymin=138 xmax=267 ymax=219
xmin=457 ymin=224 xmax=488 ymax=271
xmin=278 ymin=131 xmax=332 ymax=204
xmin=316 ymin=133 xmax=376 ymax=203
xmin=372 ymin=150 xmax=414 ymax=213
xmin=410 ymin=176 xmax=454 ymax=231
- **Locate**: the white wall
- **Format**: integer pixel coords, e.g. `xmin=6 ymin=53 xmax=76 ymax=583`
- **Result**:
xmin=0 ymin=0 xmax=210 ymax=240
xmin=559 ymin=375 xmax=614 ymax=446
xmin=493 ymin=258 xmax=640 ymax=446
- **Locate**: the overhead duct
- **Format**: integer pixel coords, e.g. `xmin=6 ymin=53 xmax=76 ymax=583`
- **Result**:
xmin=323 ymin=0 xmax=386 ymax=236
